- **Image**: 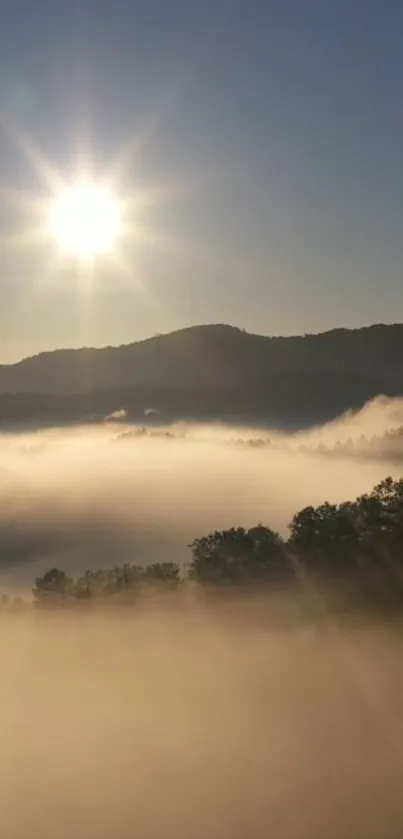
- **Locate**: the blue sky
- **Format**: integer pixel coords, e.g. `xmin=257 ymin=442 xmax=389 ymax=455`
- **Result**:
xmin=1 ymin=0 xmax=402 ymax=360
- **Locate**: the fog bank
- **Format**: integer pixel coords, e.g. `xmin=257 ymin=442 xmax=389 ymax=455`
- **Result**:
xmin=1 ymin=401 xmax=403 ymax=589
xmin=1 ymin=609 xmax=403 ymax=839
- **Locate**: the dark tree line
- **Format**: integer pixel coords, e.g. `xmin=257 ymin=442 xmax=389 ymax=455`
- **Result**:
xmin=2 ymin=475 xmax=403 ymax=617
xmin=232 ymin=427 xmax=403 ymax=458
xmin=114 ymin=425 xmax=403 ymax=456
xmin=32 ymin=562 xmax=181 ymax=608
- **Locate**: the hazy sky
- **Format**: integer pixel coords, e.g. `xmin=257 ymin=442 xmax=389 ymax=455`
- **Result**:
xmin=1 ymin=0 xmax=402 ymax=361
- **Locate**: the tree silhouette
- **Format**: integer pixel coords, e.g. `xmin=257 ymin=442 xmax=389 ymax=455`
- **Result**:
xmin=288 ymin=501 xmax=361 ymax=575
xmin=188 ymin=526 xmax=288 ymax=587
xmin=33 ymin=568 xmax=75 ymax=607
xmin=143 ymin=562 xmax=181 ymax=586
xmin=22 ymin=475 xmax=403 ymax=618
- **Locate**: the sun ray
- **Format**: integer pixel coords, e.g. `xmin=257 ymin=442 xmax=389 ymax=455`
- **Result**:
xmin=105 ymin=85 xmax=182 ymax=190
xmin=0 ymin=106 xmax=218 ymax=326
xmin=0 ymin=110 xmax=64 ymax=195
xmin=107 ymin=248 xmax=166 ymax=315
xmin=0 ymin=224 xmax=50 ymax=254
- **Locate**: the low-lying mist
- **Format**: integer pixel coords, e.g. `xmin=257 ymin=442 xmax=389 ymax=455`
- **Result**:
xmin=1 ymin=394 xmax=403 ymax=591
xmin=2 ymin=607 xmax=403 ymax=839
xmin=2 ymin=397 xmax=403 ymax=837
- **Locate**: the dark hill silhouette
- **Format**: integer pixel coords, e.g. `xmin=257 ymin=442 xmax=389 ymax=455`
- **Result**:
xmin=0 ymin=322 xmax=402 ymax=427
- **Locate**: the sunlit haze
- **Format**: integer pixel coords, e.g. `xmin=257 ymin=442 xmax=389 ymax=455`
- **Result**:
xmin=1 ymin=1 xmax=403 ymax=360
xmin=1 ymin=398 xmax=403 ymax=589
xmin=2 ymin=3 xmax=403 ymax=837
xmin=2 ymin=408 xmax=403 ymax=836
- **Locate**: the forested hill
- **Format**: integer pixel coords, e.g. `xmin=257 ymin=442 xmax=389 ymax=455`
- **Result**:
xmin=1 ymin=322 xmax=402 ymax=426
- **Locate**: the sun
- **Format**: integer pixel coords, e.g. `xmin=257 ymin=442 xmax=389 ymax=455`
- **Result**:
xmin=49 ymin=181 xmax=121 ymax=257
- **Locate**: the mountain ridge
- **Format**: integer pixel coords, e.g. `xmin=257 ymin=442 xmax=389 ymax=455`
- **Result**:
xmin=1 ymin=322 xmax=403 ymax=426
xmin=2 ymin=321 xmax=403 ymax=392
xmin=4 ymin=320 xmax=403 ymax=367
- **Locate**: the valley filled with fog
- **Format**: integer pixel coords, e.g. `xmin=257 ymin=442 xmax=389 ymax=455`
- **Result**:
xmin=1 ymin=398 xmax=403 ymax=839
xmin=1 ymin=395 xmax=403 ymax=591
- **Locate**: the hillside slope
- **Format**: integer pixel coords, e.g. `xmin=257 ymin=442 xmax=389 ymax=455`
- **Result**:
xmin=1 ymin=322 xmax=403 ymax=395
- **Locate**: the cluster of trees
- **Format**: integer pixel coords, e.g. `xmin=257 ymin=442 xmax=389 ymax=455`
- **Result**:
xmin=33 ymin=562 xmax=181 ymax=607
xmin=113 ymin=426 xmax=403 ymax=462
xmin=1 ymin=476 xmax=402 ymax=616
xmin=15 ymin=425 xmax=403 ymax=465
xmin=115 ymin=427 xmax=179 ymax=443
xmin=233 ymin=427 xmax=403 ymax=458
xmin=10 ymin=476 xmax=399 ymax=617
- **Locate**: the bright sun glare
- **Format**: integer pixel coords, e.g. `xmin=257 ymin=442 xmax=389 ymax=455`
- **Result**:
xmin=49 ymin=181 xmax=121 ymax=257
